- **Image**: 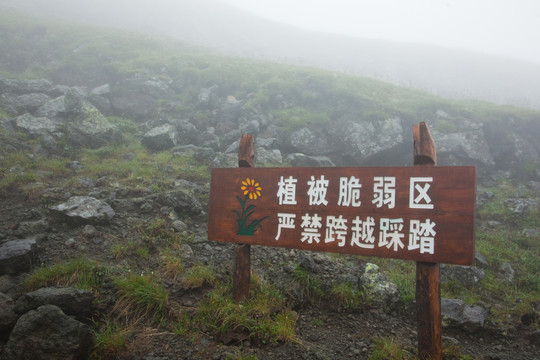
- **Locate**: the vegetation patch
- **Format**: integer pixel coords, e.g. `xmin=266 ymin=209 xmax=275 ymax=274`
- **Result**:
xmin=192 ymin=281 xmax=298 ymax=344
xmin=113 ymin=274 xmax=169 ymax=323
xmin=24 ymin=258 xmax=108 ymax=292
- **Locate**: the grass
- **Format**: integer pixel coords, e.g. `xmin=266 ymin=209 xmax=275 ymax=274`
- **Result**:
xmin=370 ymin=337 xmax=414 ymax=360
xmin=193 ymin=281 xmax=298 ymax=344
xmin=181 ymin=264 xmax=217 ymax=289
xmin=113 ymin=274 xmax=169 ymax=323
xmin=331 ymin=282 xmax=368 ymax=311
xmin=89 ymin=318 xmax=129 ymax=360
xmin=24 ymin=258 xmax=108 ymax=292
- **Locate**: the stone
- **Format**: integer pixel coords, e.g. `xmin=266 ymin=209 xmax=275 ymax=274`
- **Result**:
xmin=14 ymin=113 xmax=62 ymax=137
xmin=64 ymin=89 xmax=121 ymax=148
xmin=497 ymin=262 xmax=515 ymax=283
xmin=175 ymin=119 xmax=199 ymax=145
xmin=14 ymin=287 xmax=95 ymax=320
xmin=2 ymin=304 xmax=93 ymax=360
xmin=435 ymin=125 xmax=495 ymax=167
xmin=2 ymin=93 xmax=51 ymax=114
xmin=152 ymin=189 xmax=203 ymax=215
xmin=290 ymin=127 xmax=332 ymax=155
xmin=0 ymin=292 xmax=18 ymax=340
xmin=256 ymin=147 xmax=283 ymax=165
xmin=35 ymin=96 xmax=66 ymax=119
xmin=359 ymin=263 xmax=400 ymax=311
xmin=441 ymin=298 xmax=487 ymax=333
xmin=341 ymin=118 xmax=403 ymax=160
xmin=142 ymin=124 xmax=179 ymax=151
xmin=441 ymin=264 xmax=485 ymax=289
xmin=504 ymin=198 xmax=538 ymax=214
xmin=49 ymin=196 xmax=115 ymax=224
xmin=0 ymin=78 xmax=54 ymax=95
xmin=474 ymin=250 xmax=489 ymax=268
xmin=0 ymin=238 xmax=38 ymax=275
xmin=286 ymin=153 xmax=336 ymax=167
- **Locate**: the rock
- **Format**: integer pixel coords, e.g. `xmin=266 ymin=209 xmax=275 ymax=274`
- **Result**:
xmin=256 ymin=147 xmax=283 ymax=165
xmin=142 ymin=124 xmax=179 ymax=151
xmin=175 ymin=119 xmax=199 ymax=145
xmin=197 ymin=85 xmax=218 ymax=108
xmin=504 ymin=197 xmax=538 ymax=214
xmin=290 ymin=127 xmax=332 ymax=155
xmin=286 ymin=153 xmax=336 ymax=167
xmin=171 ymin=145 xmax=216 ymax=165
xmin=441 ymin=298 xmax=487 ymax=332
xmin=0 ymin=78 xmax=54 ymax=95
xmin=153 ymin=189 xmax=203 ymax=215
xmin=341 ymin=118 xmax=403 ymax=160
xmin=359 ymin=263 xmax=400 ymax=311
xmin=474 ymin=250 xmax=489 ymax=268
xmin=476 ymin=189 xmax=495 ymax=207
xmin=441 ymin=264 xmax=485 ymax=288
xmin=2 ymin=304 xmax=93 ymax=360
xmin=172 ymin=220 xmax=187 ymax=232
xmin=0 ymin=292 xmax=18 ymax=340
xmin=14 ymin=287 xmax=95 ymax=320
xmin=2 ymin=93 xmax=51 ymax=114
xmin=64 ymin=88 xmax=121 ymax=148
xmin=14 ymin=113 xmax=62 ymax=137
xmin=49 ymin=196 xmax=115 ymax=224
xmin=435 ymin=125 xmax=494 ymax=167
xmin=88 ymin=83 xmax=112 ymax=114
xmin=35 ymin=96 xmax=66 ymax=119
xmin=110 ymin=74 xmax=172 ymax=120
xmin=0 ymin=238 xmax=38 ymax=275
xmin=497 ymin=262 xmax=515 ymax=283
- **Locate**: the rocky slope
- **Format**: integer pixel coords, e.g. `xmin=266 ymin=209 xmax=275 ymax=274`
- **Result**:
xmin=0 ymin=15 xmax=539 ymax=360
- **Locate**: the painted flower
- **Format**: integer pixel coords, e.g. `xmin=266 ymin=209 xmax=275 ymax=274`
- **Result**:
xmin=241 ymin=177 xmax=262 ymax=200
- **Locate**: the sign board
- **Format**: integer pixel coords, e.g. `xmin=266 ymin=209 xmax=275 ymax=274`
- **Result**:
xmin=208 ymin=166 xmax=475 ymax=265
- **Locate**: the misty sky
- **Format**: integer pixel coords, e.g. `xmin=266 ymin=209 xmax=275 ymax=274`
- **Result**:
xmin=221 ymin=0 xmax=540 ymax=64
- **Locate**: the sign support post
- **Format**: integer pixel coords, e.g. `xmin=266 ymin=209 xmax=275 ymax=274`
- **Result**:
xmin=233 ymin=134 xmax=255 ymax=302
xmin=414 ymin=122 xmax=442 ymax=359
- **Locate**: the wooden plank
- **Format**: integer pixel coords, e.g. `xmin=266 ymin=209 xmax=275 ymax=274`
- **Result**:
xmin=208 ymin=166 xmax=475 ymax=265
xmin=233 ymin=134 xmax=254 ymax=302
xmin=414 ymin=121 xmax=442 ymax=360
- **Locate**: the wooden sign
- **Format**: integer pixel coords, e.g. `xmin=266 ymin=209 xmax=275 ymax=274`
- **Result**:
xmin=208 ymin=166 xmax=475 ymax=265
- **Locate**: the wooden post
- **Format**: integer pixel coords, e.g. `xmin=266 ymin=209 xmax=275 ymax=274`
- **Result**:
xmin=414 ymin=122 xmax=442 ymax=359
xmin=233 ymin=134 xmax=255 ymax=302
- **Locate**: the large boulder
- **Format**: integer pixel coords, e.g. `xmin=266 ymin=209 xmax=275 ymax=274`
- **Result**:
xmin=14 ymin=287 xmax=95 ymax=321
xmin=441 ymin=298 xmax=488 ymax=333
xmin=142 ymin=124 xmax=178 ymax=151
xmin=152 ymin=189 xmax=203 ymax=215
xmin=290 ymin=127 xmax=332 ymax=155
xmin=49 ymin=196 xmax=115 ymax=224
xmin=441 ymin=264 xmax=485 ymax=289
xmin=0 ymin=238 xmax=38 ymax=275
xmin=1 ymin=93 xmax=51 ymax=114
xmin=64 ymin=89 xmax=121 ymax=148
xmin=35 ymin=96 xmax=67 ymax=119
xmin=0 ymin=78 xmax=54 ymax=95
xmin=435 ymin=125 xmax=495 ymax=167
xmin=341 ymin=118 xmax=403 ymax=161
xmin=2 ymin=304 xmax=93 ymax=360
xmin=0 ymin=292 xmax=18 ymax=340
xmin=110 ymin=75 xmax=173 ymax=120
xmin=14 ymin=113 xmax=62 ymax=138
xmin=359 ymin=263 xmax=400 ymax=311
xmin=286 ymin=153 xmax=335 ymax=167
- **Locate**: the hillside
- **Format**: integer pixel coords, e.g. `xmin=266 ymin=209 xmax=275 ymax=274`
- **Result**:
xmin=0 ymin=10 xmax=539 ymax=360
xmin=2 ymin=0 xmax=540 ymax=111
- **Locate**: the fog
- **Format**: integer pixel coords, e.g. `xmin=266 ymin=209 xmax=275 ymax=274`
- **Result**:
xmin=2 ymin=0 xmax=540 ymax=108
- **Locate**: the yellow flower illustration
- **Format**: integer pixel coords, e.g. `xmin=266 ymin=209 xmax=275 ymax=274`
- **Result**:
xmin=241 ymin=177 xmax=262 ymax=200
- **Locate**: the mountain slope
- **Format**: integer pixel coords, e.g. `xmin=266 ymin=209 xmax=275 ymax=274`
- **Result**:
xmin=1 ymin=0 xmax=540 ymax=109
